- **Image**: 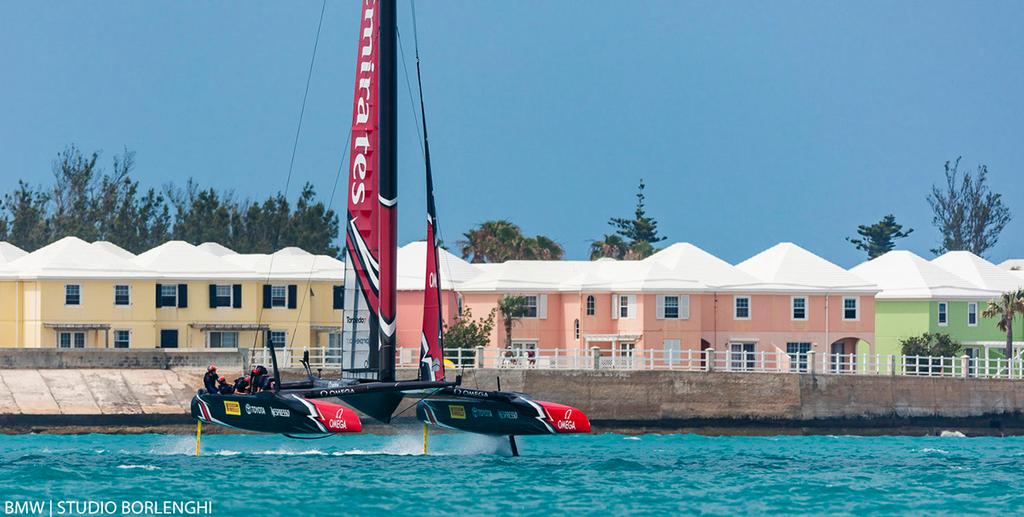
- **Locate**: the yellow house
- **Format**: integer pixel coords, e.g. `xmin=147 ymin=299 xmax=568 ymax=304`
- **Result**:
xmin=0 ymin=237 xmax=344 ymax=360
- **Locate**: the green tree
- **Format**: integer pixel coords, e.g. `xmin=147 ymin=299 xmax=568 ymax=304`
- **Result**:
xmin=899 ymin=332 xmax=963 ymax=375
xmin=289 ymin=183 xmax=340 ymax=257
xmin=596 ymin=179 xmax=665 ymax=260
xmin=497 ymin=295 xmax=529 ymax=348
xmin=459 ymin=220 xmax=562 ymax=263
xmin=846 ymin=214 xmax=913 ymax=260
xmin=443 ymin=307 xmax=496 ymax=365
xmin=982 ymin=290 xmax=1024 ymax=363
xmin=928 ymin=157 xmax=1012 ymax=257
xmin=1 ymin=181 xmax=50 ymax=250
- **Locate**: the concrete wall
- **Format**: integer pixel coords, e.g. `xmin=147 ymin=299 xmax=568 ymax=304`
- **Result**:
xmin=4 ymin=349 xmax=1024 ymax=434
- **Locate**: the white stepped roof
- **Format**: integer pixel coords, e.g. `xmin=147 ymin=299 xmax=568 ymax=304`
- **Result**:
xmin=459 ymin=260 xmax=587 ymax=292
xmin=197 ymin=242 xmax=238 ymax=257
xmin=134 ymin=241 xmax=251 ymax=280
xmin=850 ymin=250 xmax=996 ymax=300
xmin=644 ymin=243 xmax=760 ymax=290
xmin=0 ymin=236 xmax=151 ymax=279
xmin=932 ymin=251 xmax=1024 ymax=293
xmin=92 ymin=241 xmax=135 ymax=259
xmin=225 ymin=247 xmax=343 ymax=281
xmin=0 ymin=242 xmax=28 ymax=263
xmin=737 ymin=242 xmax=877 ymax=292
xmin=999 ymin=259 xmax=1024 ymax=272
xmin=396 ymin=241 xmax=480 ymax=291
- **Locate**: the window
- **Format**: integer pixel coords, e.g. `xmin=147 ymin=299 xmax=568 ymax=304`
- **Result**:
xmin=792 ymin=297 xmax=807 ymax=320
xmin=616 ymin=342 xmax=636 ymax=358
xmin=786 ymin=342 xmax=811 ymax=372
xmin=160 ymin=329 xmax=179 ymax=348
xmin=574 ymin=319 xmax=580 ymax=340
xmin=734 ymin=296 xmax=750 ymax=319
xmin=522 ymin=295 xmax=538 ymax=318
xmin=968 ymin=302 xmax=978 ymax=326
xmin=664 ymin=296 xmax=679 ymax=319
xmin=214 ymin=285 xmax=232 ymax=307
xmin=938 ymin=302 xmax=948 ymax=326
xmin=114 ymin=285 xmax=130 ymax=306
xmin=160 ymin=284 xmax=178 ymax=307
xmin=58 ymin=331 xmax=85 ymax=348
xmin=208 ymin=331 xmax=239 ymax=348
xmin=113 ymin=330 xmax=130 ymax=349
xmin=730 ymin=343 xmax=755 ymax=370
xmin=65 ymin=284 xmax=81 ymax=306
xmin=619 ymin=295 xmax=630 ymax=318
xmin=586 ymin=295 xmax=595 ymax=316
xmin=271 ymin=286 xmax=288 ymax=308
xmin=843 ymin=297 xmax=858 ymax=320
xmin=457 ymin=293 xmax=464 ymax=317
xmin=268 ymin=330 xmax=287 ymax=349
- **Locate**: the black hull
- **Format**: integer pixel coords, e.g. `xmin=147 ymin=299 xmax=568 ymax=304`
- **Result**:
xmin=416 ymin=387 xmax=591 ymax=436
xmin=191 ymin=391 xmax=361 ymax=435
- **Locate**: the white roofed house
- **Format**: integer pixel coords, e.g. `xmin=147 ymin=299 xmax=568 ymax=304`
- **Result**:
xmin=850 ymin=250 xmax=1010 ymax=361
xmin=734 ymin=243 xmax=879 ymax=372
xmin=0 ymin=237 xmax=155 ymax=349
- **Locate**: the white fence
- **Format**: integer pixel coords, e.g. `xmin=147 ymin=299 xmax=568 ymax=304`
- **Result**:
xmin=255 ymin=346 xmax=1024 ymax=380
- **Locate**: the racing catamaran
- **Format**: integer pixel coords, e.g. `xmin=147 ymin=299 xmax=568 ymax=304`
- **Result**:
xmin=192 ymin=0 xmax=589 ymax=453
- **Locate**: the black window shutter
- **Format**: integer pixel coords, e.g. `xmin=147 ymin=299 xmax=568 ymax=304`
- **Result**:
xmin=262 ymin=285 xmax=272 ymax=309
xmin=178 ymin=284 xmax=188 ymax=308
xmin=208 ymin=284 xmax=218 ymax=308
xmin=155 ymin=283 xmax=163 ymax=308
xmin=333 ymin=286 xmax=344 ymax=310
xmin=232 ymin=284 xmax=242 ymax=308
xmin=287 ymin=284 xmax=297 ymax=309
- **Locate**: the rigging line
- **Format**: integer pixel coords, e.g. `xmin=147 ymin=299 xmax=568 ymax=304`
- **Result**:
xmin=408 ymin=0 xmax=461 ymax=351
xmin=251 ymin=0 xmax=329 ymax=355
xmin=396 ymin=28 xmax=425 ymax=159
xmin=287 ymin=128 xmax=352 ymax=351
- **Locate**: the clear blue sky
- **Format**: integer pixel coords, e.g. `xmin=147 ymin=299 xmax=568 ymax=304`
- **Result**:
xmin=1 ymin=1 xmax=1022 ymax=267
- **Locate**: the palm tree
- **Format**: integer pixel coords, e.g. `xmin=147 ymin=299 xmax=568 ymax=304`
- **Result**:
xmin=528 ymin=235 xmax=564 ymax=260
xmin=589 ymin=234 xmax=629 ymax=260
xmin=460 ymin=220 xmax=563 ymax=263
xmin=982 ymin=289 xmax=1024 ymax=363
xmin=498 ymin=295 xmax=529 ymax=348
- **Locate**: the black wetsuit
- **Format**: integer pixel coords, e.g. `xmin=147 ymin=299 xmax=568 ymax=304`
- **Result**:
xmin=232 ymin=377 xmax=249 ymax=394
xmin=217 ymin=382 xmax=234 ymax=395
xmin=203 ymin=371 xmax=219 ymax=394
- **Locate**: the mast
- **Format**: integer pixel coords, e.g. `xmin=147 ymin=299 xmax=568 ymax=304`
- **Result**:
xmin=377 ymin=0 xmax=398 ymax=382
xmin=416 ymin=7 xmax=445 ymax=382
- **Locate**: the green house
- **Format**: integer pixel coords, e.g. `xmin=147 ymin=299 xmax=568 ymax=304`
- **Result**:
xmin=851 ymin=251 xmax=1024 ymax=360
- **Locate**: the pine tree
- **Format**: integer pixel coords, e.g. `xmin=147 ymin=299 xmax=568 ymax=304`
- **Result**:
xmin=847 ymin=214 xmax=913 ymax=260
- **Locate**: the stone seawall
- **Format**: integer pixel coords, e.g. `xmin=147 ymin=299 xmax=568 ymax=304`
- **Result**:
xmin=2 ymin=350 xmax=1024 ymax=434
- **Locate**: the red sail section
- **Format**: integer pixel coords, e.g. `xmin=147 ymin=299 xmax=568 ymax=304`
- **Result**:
xmin=341 ymin=0 xmax=381 ymax=377
xmin=345 ymin=0 xmax=380 ymax=306
xmin=419 ymin=216 xmax=445 ymax=381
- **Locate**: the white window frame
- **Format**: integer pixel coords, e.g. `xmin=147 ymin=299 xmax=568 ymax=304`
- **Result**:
xmin=574 ymin=319 xmax=580 ymax=340
xmin=842 ymin=297 xmax=859 ymax=321
xmin=585 ymin=295 xmax=595 ymax=316
xmin=208 ymin=330 xmax=240 ymax=348
xmin=791 ymin=296 xmax=808 ymax=321
xmin=619 ymin=295 xmax=629 ymax=318
xmin=663 ymin=295 xmax=680 ymax=319
xmin=65 ymin=284 xmax=81 ymax=307
xmin=967 ymin=302 xmax=978 ymax=327
xmin=160 ymin=284 xmax=178 ymax=307
xmin=113 ymin=329 xmax=131 ymax=348
xmin=268 ymin=330 xmax=287 ymax=349
xmin=58 ymin=331 xmax=85 ymax=348
xmin=270 ymin=285 xmax=288 ymax=308
xmin=937 ymin=301 xmax=948 ymax=326
xmin=734 ymin=296 xmax=751 ymax=320
xmin=214 ymin=284 xmax=233 ymax=308
xmin=521 ymin=295 xmax=539 ymax=319
xmin=114 ymin=284 xmax=131 ymax=307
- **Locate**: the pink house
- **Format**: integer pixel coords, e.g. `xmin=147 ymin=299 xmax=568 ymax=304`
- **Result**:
xmin=391 ymin=242 xmax=877 ymax=369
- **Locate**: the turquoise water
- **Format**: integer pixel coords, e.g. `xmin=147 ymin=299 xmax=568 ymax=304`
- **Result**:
xmin=1 ymin=432 xmax=1023 ymax=515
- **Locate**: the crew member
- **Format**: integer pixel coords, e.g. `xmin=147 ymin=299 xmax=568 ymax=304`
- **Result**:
xmin=217 ymin=376 xmax=234 ymax=395
xmin=233 ymin=376 xmax=250 ymax=394
xmin=203 ymin=364 xmax=219 ymax=394
xmin=250 ymin=366 xmax=267 ymax=393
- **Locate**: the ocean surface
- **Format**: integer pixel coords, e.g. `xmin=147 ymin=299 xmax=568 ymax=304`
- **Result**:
xmin=1 ymin=432 xmax=1023 ymax=515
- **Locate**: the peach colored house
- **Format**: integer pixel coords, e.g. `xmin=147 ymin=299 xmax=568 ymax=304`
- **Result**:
xmin=395 ymin=242 xmax=877 ymax=370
